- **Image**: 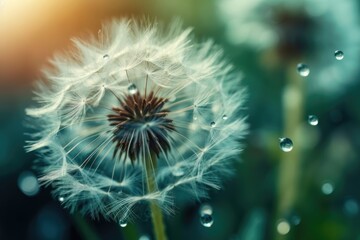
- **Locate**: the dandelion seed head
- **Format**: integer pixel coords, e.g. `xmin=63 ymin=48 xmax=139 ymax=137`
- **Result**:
xmin=26 ymin=19 xmax=247 ymax=222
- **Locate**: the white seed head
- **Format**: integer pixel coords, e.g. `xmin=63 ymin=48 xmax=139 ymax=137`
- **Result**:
xmin=25 ymin=19 xmax=248 ymax=222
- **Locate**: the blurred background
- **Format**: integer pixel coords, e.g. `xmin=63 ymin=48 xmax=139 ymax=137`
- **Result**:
xmin=1 ymin=0 xmax=360 ymax=239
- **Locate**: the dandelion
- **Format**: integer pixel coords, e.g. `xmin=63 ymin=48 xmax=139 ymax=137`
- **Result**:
xmin=25 ymin=19 xmax=247 ymax=239
xmin=218 ymin=0 xmax=360 ymax=95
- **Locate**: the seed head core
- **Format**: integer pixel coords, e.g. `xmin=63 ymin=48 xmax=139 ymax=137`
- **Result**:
xmin=108 ymin=91 xmax=175 ymax=163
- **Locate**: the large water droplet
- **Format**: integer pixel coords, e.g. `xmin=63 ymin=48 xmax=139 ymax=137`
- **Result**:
xmin=334 ymin=50 xmax=344 ymax=60
xmin=210 ymin=121 xmax=216 ymax=128
xmin=58 ymin=197 xmax=65 ymax=202
xmin=277 ymin=219 xmax=290 ymax=235
xmin=222 ymin=115 xmax=228 ymax=120
xmin=119 ymin=219 xmax=127 ymax=227
xmin=200 ymin=213 xmax=213 ymax=227
xmin=321 ymin=182 xmax=334 ymax=195
xmin=128 ymin=84 xmax=138 ymax=95
xmin=296 ymin=63 xmax=310 ymax=77
xmin=308 ymin=115 xmax=319 ymax=126
xmin=279 ymin=138 xmax=293 ymax=152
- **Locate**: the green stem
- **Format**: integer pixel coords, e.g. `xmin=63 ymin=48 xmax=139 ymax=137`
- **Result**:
xmin=145 ymin=153 xmax=168 ymax=240
xmin=72 ymin=213 xmax=101 ymax=240
xmin=275 ymin=62 xmax=305 ymax=240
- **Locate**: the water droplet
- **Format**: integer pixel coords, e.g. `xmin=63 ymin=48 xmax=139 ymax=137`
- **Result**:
xmin=277 ymin=219 xmax=290 ymax=235
xmin=321 ymin=182 xmax=334 ymax=195
xmin=193 ymin=114 xmax=198 ymax=120
xmin=222 ymin=115 xmax=228 ymax=120
xmin=344 ymin=199 xmax=359 ymax=216
xmin=200 ymin=204 xmax=213 ymax=215
xmin=200 ymin=213 xmax=213 ymax=227
xmin=210 ymin=121 xmax=216 ymax=128
xmin=169 ymin=96 xmax=176 ymax=102
xmin=139 ymin=235 xmax=150 ymax=240
xmin=103 ymin=54 xmax=110 ymax=60
xmin=290 ymin=215 xmax=301 ymax=226
xmin=128 ymin=84 xmax=138 ymax=95
xmin=334 ymin=50 xmax=344 ymax=60
xmin=119 ymin=219 xmax=127 ymax=227
xmin=58 ymin=197 xmax=65 ymax=202
xmin=17 ymin=171 xmax=40 ymax=197
xmin=172 ymin=166 xmax=185 ymax=177
xmin=308 ymin=115 xmax=319 ymax=126
xmin=296 ymin=63 xmax=310 ymax=77
xmin=279 ymin=138 xmax=293 ymax=152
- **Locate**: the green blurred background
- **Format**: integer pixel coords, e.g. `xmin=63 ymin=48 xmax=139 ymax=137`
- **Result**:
xmin=1 ymin=0 xmax=360 ymax=239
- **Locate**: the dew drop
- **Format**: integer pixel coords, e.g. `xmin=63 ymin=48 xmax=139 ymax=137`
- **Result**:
xmin=296 ymin=63 xmax=310 ymax=77
xmin=279 ymin=138 xmax=293 ymax=152
xmin=119 ymin=219 xmax=127 ymax=227
xmin=172 ymin=166 xmax=185 ymax=177
xmin=321 ymin=182 xmax=334 ymax=195
xmin=290 ymin=215 xmax=301 ymax=226
xmin=308 ymin=115 xmax=319 ymax=126
xmin=200 ymin=213 xmax=213 ymax=227
xmin=193 ymin=114 xmax=198 ymax=120
xmin=277 ymin=219 xmax=290 ymax=235
xmin=128 ymin=83 xmax=138 ymax=95
xmin=210 ymin=121 xmax=216 ymax=128
xmin=200 ymin=204 xmax=213 ymax=215
xmin=58 ymin=197 xmax=65 ymax=202
xmin=334 ymin=50 xmax=344 ymax=60
xmin=139 ymin=235 xmax=150 ymax=240
xmin=344 ymin=199 xmax=359 ymax=216
xmin=103 ymin=54 xmax=110 ymax=60
xmin=169 ymin=96 xmax=176 ymax=102
xmin=222 ymin=114 xmax=228 ymax=120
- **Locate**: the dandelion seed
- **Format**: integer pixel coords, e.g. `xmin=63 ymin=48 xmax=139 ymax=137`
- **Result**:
xmin=25 ymin=19 xmax=247 ymax=226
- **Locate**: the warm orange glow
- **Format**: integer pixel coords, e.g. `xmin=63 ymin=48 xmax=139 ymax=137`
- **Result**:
xmin=0 ymin=0 xmax=138 ymax=90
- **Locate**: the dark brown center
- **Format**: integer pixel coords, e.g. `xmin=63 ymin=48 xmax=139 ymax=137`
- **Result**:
xmin=107 ymin=91 xmax=175 ymax=163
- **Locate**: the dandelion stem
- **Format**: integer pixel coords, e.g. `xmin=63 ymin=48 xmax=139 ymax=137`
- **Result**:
xmin=145 ymin=153 xmax=168 ymax=240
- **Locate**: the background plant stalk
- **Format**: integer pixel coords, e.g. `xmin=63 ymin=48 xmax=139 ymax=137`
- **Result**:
xmin=276 ymin=62 xmax=305 ymax=239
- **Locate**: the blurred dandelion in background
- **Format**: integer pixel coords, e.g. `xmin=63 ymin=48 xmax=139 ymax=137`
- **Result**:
xmin=25 ymin=19 xmax=247 ymax=239
xmin=217 ymin=0 xmax=360 ymax=96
